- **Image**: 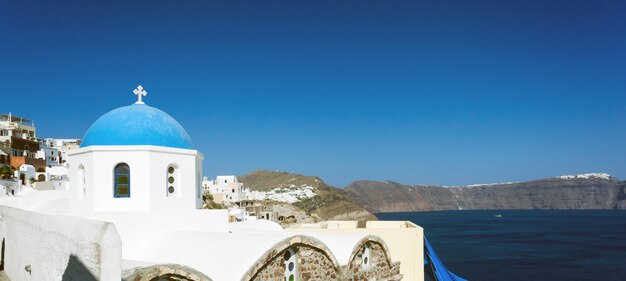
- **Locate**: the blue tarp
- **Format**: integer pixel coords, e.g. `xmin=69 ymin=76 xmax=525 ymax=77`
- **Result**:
xmin=424 ymin=236 xmax=467 ymax=281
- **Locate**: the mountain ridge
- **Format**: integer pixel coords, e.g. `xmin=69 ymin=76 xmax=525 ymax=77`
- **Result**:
xmin=345 ymin=173 xmax=626 ymax=212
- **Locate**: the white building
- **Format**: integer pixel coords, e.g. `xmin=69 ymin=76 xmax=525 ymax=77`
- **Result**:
xmin=36 ymin=144 xmax=61 ymax=166
xmin=68 ymin=87 xmax=203 ymax=213
xmin=0 ymin=113 xmax=36 ymax=142
xmin=38 ymin=138 xmax=81 ymax=165
xmin=202 ymin=175 xmax=249 ymax=204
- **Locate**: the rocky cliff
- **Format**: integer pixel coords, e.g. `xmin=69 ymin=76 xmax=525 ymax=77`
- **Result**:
xmin=345 ymin=174 xmax=626 ymax=213
xmin=239 ymin=170 xmax=377 ymax=221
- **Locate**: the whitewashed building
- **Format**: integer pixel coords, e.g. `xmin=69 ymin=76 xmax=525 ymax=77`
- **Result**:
xmin=202 ymin=175 xmax=249 ymax=204
xmin=37 ymin=138 xmax=81 ymax=166
xmin=36 ymin=144 xmax=61 ymax=167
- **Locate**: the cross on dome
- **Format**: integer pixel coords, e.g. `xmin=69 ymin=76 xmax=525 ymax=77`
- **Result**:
xmin=133 ymin=85 xmax=147 ymax=104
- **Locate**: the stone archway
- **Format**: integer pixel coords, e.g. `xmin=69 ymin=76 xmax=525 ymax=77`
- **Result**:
xmin=243 ymin=236 xmax=343 ymax=281
xmin=122 ymin=264 xmax=212 ymax=281
xmin=38 ymin=174 xmax=46 ymax=182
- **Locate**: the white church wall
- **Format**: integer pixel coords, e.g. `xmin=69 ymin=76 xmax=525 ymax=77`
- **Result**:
xmin=0 ymin=205 xmax=122 ymax=281
xmin=67 ymin=150 xmax=93 ymax=211
xmin=147 ymin=147 xmax=204 ymax=211
xmin=195 ymin=154 xmax=204 ymax=208
xmin=69 ymin=146 xmax=204 ymax=213
xmin=91 ymin=149 xmax=152 ymax=212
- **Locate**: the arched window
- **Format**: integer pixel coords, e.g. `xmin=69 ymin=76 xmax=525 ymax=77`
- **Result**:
xmin=114 ymin=163 xmax=130 ymax=198
xmin=77 ymin=164 xmax=85 ymax=199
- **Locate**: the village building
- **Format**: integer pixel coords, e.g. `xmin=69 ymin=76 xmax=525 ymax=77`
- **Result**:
xmin=36 ymin=142 xmax=61 ymax=167
xmin=0 ymin=114 xmax=46 ymax=184
xmin=39 ymin=138 xmax=81 ymax=165
xmin=202 ymin=175 xmax=249 ymax=205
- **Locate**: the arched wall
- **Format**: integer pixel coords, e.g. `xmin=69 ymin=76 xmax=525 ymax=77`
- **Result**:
xmin=243 ymin=235 xmax=402 ymax=281
xmin=243 ymin=236 xmax=342 ymax=281
xmin=344 ymin=236 xmax=402 ymax=281
xmin=121 ymin=264 xmax=212 ymax=281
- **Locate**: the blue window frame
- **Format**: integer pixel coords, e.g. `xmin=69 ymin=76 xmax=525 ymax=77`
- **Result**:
xmin=114 ymin=163 xmax=130 ymax=198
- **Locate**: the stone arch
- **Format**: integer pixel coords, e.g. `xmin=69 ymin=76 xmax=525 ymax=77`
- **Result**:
xmin=37 ymin=174 xmax=46 ymax=181
xmin=242 ymin=235 xmax=342 ymax=281
xmin=344 ymin=236 xmax=401 ymax=280
xmin=121 ymin=264 xmax=213 ymax=281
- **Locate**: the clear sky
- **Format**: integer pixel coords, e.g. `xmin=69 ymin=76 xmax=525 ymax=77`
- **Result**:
xmin=1 ymin=0 xmax=625 ymax=187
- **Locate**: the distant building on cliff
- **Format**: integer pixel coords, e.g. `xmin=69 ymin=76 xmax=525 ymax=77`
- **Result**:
xmin=202 ymin=175 xmax=249 ymax=205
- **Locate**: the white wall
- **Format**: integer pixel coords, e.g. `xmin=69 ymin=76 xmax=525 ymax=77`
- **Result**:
xmin=0 ymin=206 xmax=122 ymax=281
xmin=63 ymin=209 xmax=229 ymax=258
xmin=68 ymin=146 xmax=203 ymax=213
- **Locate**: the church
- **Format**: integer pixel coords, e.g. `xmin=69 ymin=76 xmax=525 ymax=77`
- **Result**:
xmin=68 ymin=85 xmax=203 ymax=213
xmin=0 ymin=86 xmax=425 ymax=281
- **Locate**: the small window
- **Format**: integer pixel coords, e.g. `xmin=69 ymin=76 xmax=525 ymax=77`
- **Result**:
xmin=167 ymin=164 xmax=177 ymax=197
xmin=360 ymin=244 xmax=372 ymax=270
xmin=283 ymin=248 xmax=298 ymax=281
xmin=114 ymin=163 xmax=130 ymax=198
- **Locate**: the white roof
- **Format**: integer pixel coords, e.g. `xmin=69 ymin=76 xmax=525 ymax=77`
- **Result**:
xmin=124 ymin=231 xmax=369 ymax=281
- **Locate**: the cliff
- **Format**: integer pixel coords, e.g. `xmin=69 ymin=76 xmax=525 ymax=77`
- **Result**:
xmin=345 ymin=174 xmax=626 ymax=213
xmin=239 ymin=170 xmax=377 ymax=221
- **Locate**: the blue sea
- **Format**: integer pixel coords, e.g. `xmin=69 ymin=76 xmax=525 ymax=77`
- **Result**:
xmin=376 ymin=210 xmax=626 ymax=281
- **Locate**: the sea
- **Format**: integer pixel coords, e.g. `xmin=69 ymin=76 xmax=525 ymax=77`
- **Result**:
xmin=375 ymin=210 xmax=626 ymax=281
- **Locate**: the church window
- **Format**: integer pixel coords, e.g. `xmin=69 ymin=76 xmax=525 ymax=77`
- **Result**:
xmin=78 ymin=164 xmax=85 ymax=199
xmin=114 ymin=163 xmax=130 ymax=198
xmin=283 ymin=248 xmax=298 ymax=281
xmin=167 ymin=164 xmax=178 ymax=196
xmin=360 ymin=244 xmax=372 ymax=270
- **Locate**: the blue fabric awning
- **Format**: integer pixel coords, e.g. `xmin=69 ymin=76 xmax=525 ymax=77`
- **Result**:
xmin=424 ymin=236 xmax=467 ymax=281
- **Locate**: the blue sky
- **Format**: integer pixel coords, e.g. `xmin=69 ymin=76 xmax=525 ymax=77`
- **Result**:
xmin=1 ymin=0 xmax=625 ymax=187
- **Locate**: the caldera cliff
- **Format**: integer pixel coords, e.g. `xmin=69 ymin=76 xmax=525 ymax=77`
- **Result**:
xmin=345 ymin=174 xmax=626 ymax=213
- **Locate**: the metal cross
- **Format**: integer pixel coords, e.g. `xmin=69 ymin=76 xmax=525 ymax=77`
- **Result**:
xmin=133 ymin=85 xmax=147 ymax=104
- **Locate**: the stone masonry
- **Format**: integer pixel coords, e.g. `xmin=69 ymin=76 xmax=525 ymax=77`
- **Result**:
xmin=245 ymin=236 xmax=401 ymax=281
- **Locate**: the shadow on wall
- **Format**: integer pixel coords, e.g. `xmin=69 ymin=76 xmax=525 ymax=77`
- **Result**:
xmin=61 ymin=255 xmax=97 ymax=281
xmin=1 ymin=238 xmax=4 ymax=271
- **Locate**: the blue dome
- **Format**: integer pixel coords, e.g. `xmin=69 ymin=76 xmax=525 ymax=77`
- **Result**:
xmin=81 ymin=104 xmax=194 ymax=149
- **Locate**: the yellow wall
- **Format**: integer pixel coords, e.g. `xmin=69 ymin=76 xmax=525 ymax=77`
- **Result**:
xmin=288 ymin=221 xmax=424 ymax=281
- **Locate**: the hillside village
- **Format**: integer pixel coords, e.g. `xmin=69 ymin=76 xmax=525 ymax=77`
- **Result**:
xmin=0 ymin=113 xmax=80 ymax=194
